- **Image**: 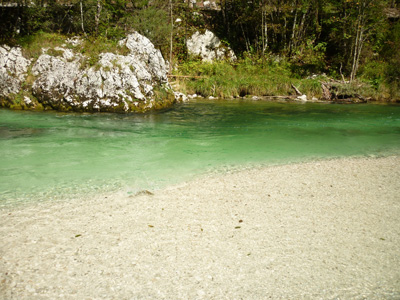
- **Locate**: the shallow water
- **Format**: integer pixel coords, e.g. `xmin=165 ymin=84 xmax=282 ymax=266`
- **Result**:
xmin=1 ymin=100 xmax=400 ymax=205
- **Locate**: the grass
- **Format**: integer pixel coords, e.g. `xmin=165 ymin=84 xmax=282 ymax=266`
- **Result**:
xmin=17 ymin=31 xmax=66 ymax=59
xmin=16 ymin=31 xmax=130 ymax=62
xmin=78 ymin=36 xmax=130 ymax=61
xmin=173 ymin=59 xmax=324 ymax=99
xmin=172 ymin=58 xmax=397 ymax=102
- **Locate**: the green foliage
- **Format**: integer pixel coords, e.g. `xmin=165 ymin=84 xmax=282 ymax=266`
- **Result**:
xmin=384 ymin=55 xmax=400 ymax=99
xmin=0 ymin=90 xmax=43 ymax=110
xmin=294 ymin=41 xmax=327 ymax=72
xmin=47 ymin=48 xmax=64 ymax=57
xmin=80 ymin=55 xmax=100 ymax=70
xmin=22 ymin=0 xmax=70 ymax=34
xmin=15 ymin=31 xmax=128 ymax=61
xmin=78 ymin=36 xmax=128 ymax=57
xmin=174 ymin=59 xmax=323 ymax=99
xmin=360 ymin=60 xmax=386 ymax=90
xmin=2 ymin=0 xmax=399 ymax=101
xmin=323 ymin=0 xmax=389 ymax=77
xmin=17 ymin=31 xmax=65 ymax=59
xmin=125 ymin=6 xmax=170 ymax=48
xmin=381 ymin=21 xmax=400 ymax=99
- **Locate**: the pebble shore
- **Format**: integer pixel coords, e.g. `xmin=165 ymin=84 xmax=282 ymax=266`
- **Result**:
xmin=1 ymin=156 xmax=399 ymax=299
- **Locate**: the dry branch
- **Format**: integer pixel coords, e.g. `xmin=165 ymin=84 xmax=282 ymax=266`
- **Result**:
xmin=291 ymin=83 xmax=302 ymax=96
xmin=167 ymin=75 xmax=206 ymax=79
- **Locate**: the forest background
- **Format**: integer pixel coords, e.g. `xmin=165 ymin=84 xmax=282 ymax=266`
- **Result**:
xmin=1 ymin=0 xmax=399 ymax=101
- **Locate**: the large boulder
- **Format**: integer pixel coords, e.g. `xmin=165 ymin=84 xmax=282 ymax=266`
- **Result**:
xmin=0 ymin=32 xmax=185 ymax=112
xmin=186 ymin=30 xmax=236 ymax=62
xmin=0 ymin=45 xmax=30 ymax=98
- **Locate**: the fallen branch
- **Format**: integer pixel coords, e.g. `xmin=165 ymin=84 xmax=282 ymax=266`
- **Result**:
xmin=167 ymin=75 xmax=206 ymax=79
xmin=291 ymin=83 xmax=302 ymax=96
xmin=339 ymin=63 xmax=346 ymax=84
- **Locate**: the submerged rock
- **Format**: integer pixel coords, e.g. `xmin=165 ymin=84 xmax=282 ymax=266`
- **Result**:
xmin=1 ymin=32 xmax=184 ymax=112
xmin=187 ymin=30 xmax=236 ymax=62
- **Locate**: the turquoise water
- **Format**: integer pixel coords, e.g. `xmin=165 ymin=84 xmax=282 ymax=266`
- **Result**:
xmin=1 ymin=100 xmax=400 ymax=205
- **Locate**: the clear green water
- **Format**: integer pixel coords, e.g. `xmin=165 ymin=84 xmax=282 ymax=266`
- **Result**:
xmin=1 ymin=100 xmax=400 ymax=206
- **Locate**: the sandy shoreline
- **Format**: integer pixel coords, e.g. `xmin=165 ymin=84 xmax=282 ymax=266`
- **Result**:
xmin=1 ymin=156 xmax=399 ymax=299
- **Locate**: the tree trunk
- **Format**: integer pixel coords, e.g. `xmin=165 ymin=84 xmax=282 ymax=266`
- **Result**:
xmin=80 ymin=0 xmax=85 ymax=35
xmin=169 ymin=0 xmax=173 ymax=73
xmin=240 ymin=23 xmax=250 ymax=53
xmin=283 ymin=16 xmax=287 ymax=51
xmin=350 ymin=11 xmax=365 ymax=82
xmin=262 ymin=5 xmax=265 ymax=54
xmin=353 ymin=28 xmax=364 ymax=81
xmin=350 ymin=18 xmax=360 ymax=82
xmin=95 ymin=0 xmax=102 ymax=35
xmin=270 ymin=11 xmax=277 ymax=46
xmin=298 ymin=11 xmax=307 ymax=42
xmin=289 ymin=3 xmax=298 ymax=54
xmin=221 ymin=0 xmax=230 ymax=36
xmin=262 ymin=6 xmax=268 ymax=54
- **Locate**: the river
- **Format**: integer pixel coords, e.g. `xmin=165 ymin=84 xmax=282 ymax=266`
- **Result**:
xmin=1 ymin=99 xmax=399 ymax=206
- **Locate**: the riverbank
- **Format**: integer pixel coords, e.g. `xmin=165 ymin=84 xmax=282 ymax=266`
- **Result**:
xmin=1 ymin=156 xmax=399 ymax=299
xmin=172 ymin=60 xmax=400 ymax=103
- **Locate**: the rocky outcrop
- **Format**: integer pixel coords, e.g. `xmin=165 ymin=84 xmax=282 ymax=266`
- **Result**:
xmin=186 ymin=0 xmax=219 ymax=9
xmin=0 ymin=32 xmax=185 ymax=112
xmin=187 ymin=30 xmax=236 ymax=62
xmin=0 ymin=46 xmax=30 ymax=98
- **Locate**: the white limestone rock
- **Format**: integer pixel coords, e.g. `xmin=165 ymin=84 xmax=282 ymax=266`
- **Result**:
xmin=0 ymin=32 xmax=182 ymax=112
xmin=0 ymin=46 xmax=30 ymax=97
xmin=297 ymin=94 xmax=308 ymax=102
xmin=174 ymin=91 xmax=188 ymax=102
xmin=187 ymin=30 xmax=236 ymax=62
xmin=119 ymin=32 xmax=168 ymax=84
xmin=30 ymin=32 xmax=174 ymax=112
xmin=65 ymin=36 xmax=83 ymax=47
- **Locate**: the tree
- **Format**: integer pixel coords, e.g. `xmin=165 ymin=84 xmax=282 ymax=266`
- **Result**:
xmin=324 ymin=0 xmax=389 ymax=80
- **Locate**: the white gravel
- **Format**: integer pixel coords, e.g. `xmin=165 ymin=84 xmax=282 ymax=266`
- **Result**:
xmin=1 ymin=156 xmax=399 ymax=299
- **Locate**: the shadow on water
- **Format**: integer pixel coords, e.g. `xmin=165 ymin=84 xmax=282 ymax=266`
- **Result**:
xmin=0 ymin=126 xmax=45 ymax=139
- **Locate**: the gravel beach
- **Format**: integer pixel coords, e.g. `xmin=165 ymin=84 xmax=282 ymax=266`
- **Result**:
xmin=1 ymin=156 xmax=399 ymax=299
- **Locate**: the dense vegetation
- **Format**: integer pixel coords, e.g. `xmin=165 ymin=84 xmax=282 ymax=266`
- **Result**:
xmin=1 ymin=0 xmax=399 ymax=101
